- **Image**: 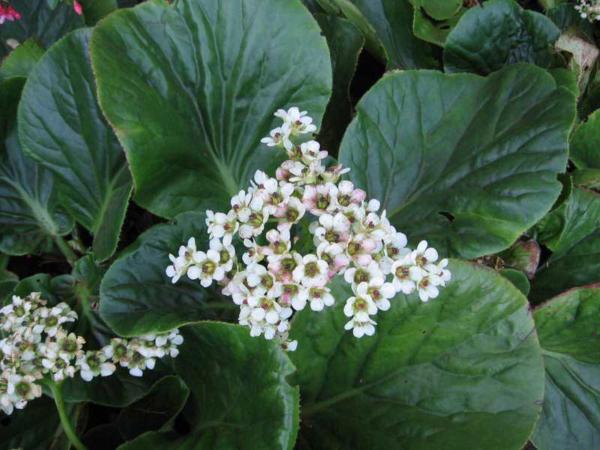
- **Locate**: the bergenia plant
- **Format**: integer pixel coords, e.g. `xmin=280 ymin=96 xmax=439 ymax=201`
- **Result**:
xmin=166 ymin=108 xmax=451 ymax=350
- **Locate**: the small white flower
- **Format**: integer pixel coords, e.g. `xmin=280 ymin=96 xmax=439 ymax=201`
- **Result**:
xmin=188 ymin=250 xmax=225 ymax=287
xmin=411 ymin=240 xmax=439 ymax=267
xmin=206 ymin=210 xmax=239 ymax=239
xmin=260 ymin=123 xmax=293 ymax=150
xmin=292 ymin=254 xmax=329 ymax=288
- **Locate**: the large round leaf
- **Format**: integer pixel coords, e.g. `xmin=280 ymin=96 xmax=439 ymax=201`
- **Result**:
xmin=531 ymin=187 xmax=600 ymax=301
xmin=0 ymin=79 xmax=73 ymax=256
xmin=444 ymin=0 xmax=560 ymax=74
xmin=0 ymin=0 xmax=84 ymax=58
xmin=338 ymin=64 xmax=575 ymax=258
xmin=99 ymin=212 xmax=226 ymax=337
xmin=532 ymin=286 xmax=600 ymax=450
xmin=290 ymin=259 xmax=545 ymax=450
xmin=19 ymin=29 xmax=132 ymax=261
xmin=90 ymin=0 xmax=332 ymax=218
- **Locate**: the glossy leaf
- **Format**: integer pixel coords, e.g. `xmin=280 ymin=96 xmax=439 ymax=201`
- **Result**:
xmin=13 ymin=273 xmax=75 ymax=305
xmin=444 ymin=0 xmax=560 ymax=75
xmin=316 ymin=14 xmax=364 ymax=153
xmin=339 ymin=64 xmax=574 ymax=258
xmin=531 ymin=188 xmax=600 ymax=301
xmin=290 ymin=260 xmax=544 ymax=449
xmin=117 ymin=375 xmax=189 ymax=441
xmin=571 ymin=110 xmax=600 ymax=169
xmin=499 ymin=240 xmax=541 ymax=279
xmin=0 ymin=79 xmax=73 ymax=256
xmin=532 ymin=286 xmax=600 ymax=450
xmin=99 ymin=212 xmax=225 ymax=337
xmin=412 ymin=6 xmax=463 ymax=47
xmin=19 ymin=29 xmax=132 ymax=261
xmin=91 ymin=0 xmax=331 ymax=218
xmin=0 ymin=0 xmax=83 ymax=58
xmin=499 ymin=268 xmax=530 ymax=295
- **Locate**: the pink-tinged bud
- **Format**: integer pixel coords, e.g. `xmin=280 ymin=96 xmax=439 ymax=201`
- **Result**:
xmin=351 ymin=189 xmax=367 ymax=203
xmin=356 ymin=254 xmax=372 ymax=266
xmin=361 ymin=239 xmax=377 ymax=253
xmin=73 ymin=0 xmax=83 ymax=15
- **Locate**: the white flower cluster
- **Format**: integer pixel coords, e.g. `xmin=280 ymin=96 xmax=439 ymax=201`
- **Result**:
xmin=166 ymin=107 xmax=451 ymax=349
xmin=0 ymin=293 xmax=183 ymax=415
xmin=575 ymin=0 xmax=600 ymax=21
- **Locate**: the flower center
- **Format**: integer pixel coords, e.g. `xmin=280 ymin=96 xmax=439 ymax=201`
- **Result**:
xmin=354 ymin=269 xmax=369 ymax=284
xmin=305 ymin=262 xmax=319 ymax=277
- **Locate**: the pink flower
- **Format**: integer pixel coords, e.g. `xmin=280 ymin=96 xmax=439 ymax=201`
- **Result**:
xmin=0 ymin=4 xmax=21 ymax=23
xmin=302 ymin=183 xmax=338 ymax=215
xmin=73 ymin=1 xmax=83 ymax=16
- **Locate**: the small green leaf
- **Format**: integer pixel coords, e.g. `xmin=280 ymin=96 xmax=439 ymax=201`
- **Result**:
xmin=531 ymin=187 xmax=600 ymax=301
xmin=19 ymin=29 xmax=132 ymax=261
xmin=99 ymin=212 xmax=225 ymax=337
xmin=499 ymin=268 xmax=530 ymax=295
xmin=117 ymin=375 xmax=189 ymax=440
xmin=0 ymin=0 xmax=84 ymax=58
xmin=444 ymin=0 xmax=560 ymax=74
xmin=290 ymin=260 xmax=544 ymax=449
xmin=571 ymin=110 xmax=600 ymax=169
xmin=412 ymin=6 xmax=463 ymax=47
xmin=339 ymin=64 xmax=574 ymax=258
xmin=532 ymin=286 xmax=600 ymax=450
xmin=91 ymin=0 xmax=331 ymax=218
xmin=0 ymin=39 xmax=45 ymax=81
xmin=412 ymin=0 xmax=462 ymax=21
xmin=13 ymin=273 xmax=75 ymax=304
xmin=499 ymin=240 xmax=541 ymax=279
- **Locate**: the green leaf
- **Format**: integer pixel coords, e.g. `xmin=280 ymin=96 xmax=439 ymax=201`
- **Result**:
xmin=316 ymin=14 xmax=364 ymax=153
xmin=339 ymin=64 xmax=574 ymax=258
xmin=118 ymin=323 xmax=301 ymax=450
xmin=290 ymin=260 xmax=544 ymax=450
xmin=99 ymin=212 xmax=226 ymax=337
xmin=532 ymin=286 xmax=600 ymax=450
xmin=573 ymin=168 xmax=600 ymax=189
xmin=0 ymin=0 xmax=84 ymax=58
xmin=90 ymin=0 xmax=332 ymax=218
xmin=571 ymin=110 xmax=600 ymax=169
xmin=0 ymin=79 xmax=73 ymax=256
xmin=412 ymin=6 xmax=463 ymax=47
xmin=499 ymin=239 xmax=541 ymax=279
xmin=13 ymin=273 xmax=75 ymax=304
xmin=0 ymin=39 xmax=45 ymax=81
xmin=61 ymin=367 xmax=164 ymax=408
xmin=173 ymin=322 xmax=298 ymax=450
xmin=0 ymin=268 xmax=18 ymax=302
xmin=444 ymin=0 xmax=560 ymax=75
xmin=117 ymin=375 xmax=189 ymax=440
xmin=325 ymin=0 xmax=437 ymax=69
xmin=531 ymin=187 xmax=600 ymax=301
xmin=412 ymin=0 xmax=462 ymax=21
xmin=0 ymin=396 xmax=69 ymax=450
xmin=80 ymin=0 xmax=118 ymax=25
xmin=19 ymin=29 xmax=132 ymax=261
xmin=499 ymin=268 xmax=530 ymax=295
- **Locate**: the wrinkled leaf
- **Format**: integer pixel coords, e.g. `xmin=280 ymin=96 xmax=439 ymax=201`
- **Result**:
xmin=19 ymin=29 xmax=132 ymax=261
xmin=444 ymin=0 xmax=560 ymax=74
xmin=290 ymin=260 xmax=544 ymax=450
xmin=100 ymin=212 xmax=226 ymax=337
xmin=532 ymin=286 xmax=600 ymax=450
xmin=339 ymin=64 xmax=574 ymax=258
xmin=91 ymin=0 xmax=331 ymax=218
